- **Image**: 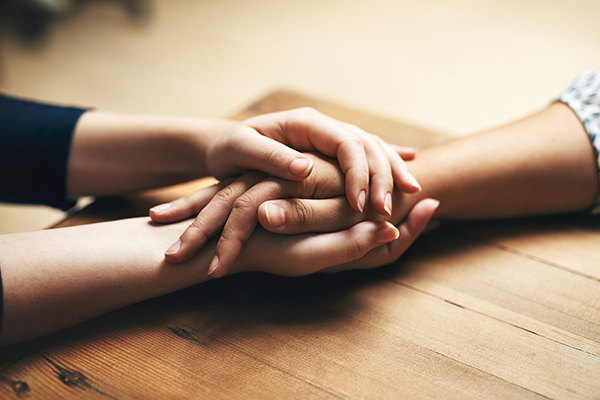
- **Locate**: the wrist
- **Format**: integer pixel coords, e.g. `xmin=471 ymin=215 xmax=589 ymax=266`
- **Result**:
xmin=70 ymin=112 xmax=232 ymax=195
xmin=389 ymin=158 xmax=443 ymax=225
xmin=151 ymin=115 xmax=216 ymax=179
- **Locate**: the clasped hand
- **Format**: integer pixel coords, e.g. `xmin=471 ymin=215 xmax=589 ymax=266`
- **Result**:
xmin=150 ymin=108 xmax=438 ymax=276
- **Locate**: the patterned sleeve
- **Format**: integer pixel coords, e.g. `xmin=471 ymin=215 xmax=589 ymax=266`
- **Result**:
xmin=557 ymin=70 xmax=600 ymax=214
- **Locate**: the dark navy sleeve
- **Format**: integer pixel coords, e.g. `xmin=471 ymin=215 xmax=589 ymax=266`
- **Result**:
xmin=0 ymin=93 xmax=87 ymax=209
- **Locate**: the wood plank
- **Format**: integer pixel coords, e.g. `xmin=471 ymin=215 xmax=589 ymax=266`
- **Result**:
xmin=388 ymin=232 xmax=600 ymax=343
xmin=0 ymin=273 xmax=546 ymax=399
xmin=462 ymin=217 xmax=600 ymax=281
xmin=317 ymin=274 xmax=600 ymax=400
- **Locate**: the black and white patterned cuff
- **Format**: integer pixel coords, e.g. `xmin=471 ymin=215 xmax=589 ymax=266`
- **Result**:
xmin=557 ymin=70 xmax=600 ymax=214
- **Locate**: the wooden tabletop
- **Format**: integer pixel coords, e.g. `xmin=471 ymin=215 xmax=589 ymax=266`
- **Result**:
xmin=1 ymin=91 xmax=599 ymax=399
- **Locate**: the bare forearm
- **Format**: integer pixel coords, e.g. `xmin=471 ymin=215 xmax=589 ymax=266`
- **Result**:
xmin=402 ymin=102 xmax=598 ymax=219
xmin=0 ymin=218 xmax=214 ymax=345
xmin=67 ymin=111 xmax=231 ymax=197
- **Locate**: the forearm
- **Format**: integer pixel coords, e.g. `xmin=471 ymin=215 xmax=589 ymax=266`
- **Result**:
xmin=67 ymin=111 xmax=233 ymax=197
xmin=0 ymin=218 xmax=214 ymax=345
xmin=401 ymin=102 xmax=598 ymax=220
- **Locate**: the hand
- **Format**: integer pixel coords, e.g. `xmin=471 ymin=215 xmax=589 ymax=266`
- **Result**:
xmin=232 ymin=199 xmax=439 ymax=276
xmin=151 ymin=107 xmax=419 ymax=223
xmin=152 ymin=154 xmax=436 ymax=278
xmin=203 ymin=108 xmax=421 ymax=215
xmin=155 ymin=153 xmax=349 ymax=275
xmin=152 ymin=108 xmax=421 ymax=266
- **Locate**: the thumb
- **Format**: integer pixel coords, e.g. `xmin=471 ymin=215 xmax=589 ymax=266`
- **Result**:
xmin=208 ymin=128 xmax=314 ymax=181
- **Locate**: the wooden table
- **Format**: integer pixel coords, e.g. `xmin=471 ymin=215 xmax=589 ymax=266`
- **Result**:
xmin=1 ymin=91 xmax=599 ymax=399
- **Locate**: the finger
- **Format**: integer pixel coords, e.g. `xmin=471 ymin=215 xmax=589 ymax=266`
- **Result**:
xmin=379 ymin=138 xmax=421 ymax=194
xmin=298 ymin=118 xmax=370 ymax=214
xmin=208 ymin=126 xmax=314 ymax=181
xmin=164 ymin=172 xmax=266 ymax=263
xmin=241 ymin=221 xmax=401 ymax=277
xmin=258 ymin=197 xmax=362 ymax=234
xmin=390 ymin=145 xmax=416 ymax=161
xmin=208 ymin=156 xmax=348 ymax=277
xmin=149 ymin=180 xmax=231 ymax=223
xmin=340 ymin=122 xmax=417 ymax=213
xmin=207 ymin=177 xmax=294 ymax=278
xmin=323 ymin=198 xmax=439 ymax=273
xmin=361 ymin=134 xmax=395 ymax=216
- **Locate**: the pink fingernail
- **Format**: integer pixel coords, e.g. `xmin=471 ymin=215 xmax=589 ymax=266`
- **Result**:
xmin=375 ymin=223 xmax=399 ymax=245
xmin=165 ymin=239 xmax=181 ymax=255
xmin=384 ymin=192 xmax=392 ymax=216
xmin=289 ymin=157 xmax=313 ymax=177
xmin=357 ymin=190 xmax=366 ymax=213
xmin=151 ymin=203 xmax=172 ymax=214
xmin=208 ymin=255 xmax=219 ymax=276
xmin=265 ymin=203 xmax=285 ymax=227
xmin=408 ymin=172 xmax=422 ymax=192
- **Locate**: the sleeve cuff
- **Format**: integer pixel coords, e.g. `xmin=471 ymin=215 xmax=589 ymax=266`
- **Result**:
xmin=557 ymin=70 xmax=600 ymax=214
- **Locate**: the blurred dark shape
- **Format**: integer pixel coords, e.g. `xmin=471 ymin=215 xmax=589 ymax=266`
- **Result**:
xmin=0 ymin=0 xmax=151 ymax=44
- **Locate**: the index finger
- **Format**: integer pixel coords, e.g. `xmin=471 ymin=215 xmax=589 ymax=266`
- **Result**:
xmin=208 ymin=157 xmax=346 ymax=277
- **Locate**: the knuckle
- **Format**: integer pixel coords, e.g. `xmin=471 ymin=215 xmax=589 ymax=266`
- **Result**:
xmin=375 ymin=171 xmax=394 ymax=186
xmin=341 ymin=120 xmax=367 ymax=135
xmin=343 ymin=135 xmax=364 ymax=148
xmin=177 ymin=195 xmax=196 ymax=214
xmin=219 ymin=227 xmax=238 ymax=242
xmin=185 ymin=219 xmax=209 ymax=241
xmin=346 ymin=237 xmax=367 ymax=262
xmin=232 ymin=195 xmax=255 ymax=213
xmin=297 ymin=106 xmax=320 ymax=117
xmin=292 ymin=201 xmax=314 ymax=230
xmin=351 ymin=168 xmax=370 ymax=183
xmin=367 ymin=132 xmax=381 ymax=142
xmin=264 ymin=145 xmax=287 ymax=167
xmin=188 ymin=218 xmax=205 ymax=233
xmin=217 ymin=184 xmax=238 ymax=201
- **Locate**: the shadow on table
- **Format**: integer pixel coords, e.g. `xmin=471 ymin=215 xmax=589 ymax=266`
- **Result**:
xmin=2 ymin=213 xmax=594 ymax=362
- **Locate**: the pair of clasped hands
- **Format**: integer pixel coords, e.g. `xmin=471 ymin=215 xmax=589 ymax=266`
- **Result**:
xmin=149 ymin=108 xmax=440 ymax=278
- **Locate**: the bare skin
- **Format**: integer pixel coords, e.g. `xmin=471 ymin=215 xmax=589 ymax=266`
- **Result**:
xmin=1 ymin=105 xmax=427 ymax=346
xmin=153 ymin=102 xmax=598 ymax=277
xmin=0 ymin=201 xmax=436 ymax=346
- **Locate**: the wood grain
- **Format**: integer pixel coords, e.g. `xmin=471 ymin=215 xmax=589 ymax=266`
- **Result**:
xmin=0 ymin=91 xmax=598 ymax=399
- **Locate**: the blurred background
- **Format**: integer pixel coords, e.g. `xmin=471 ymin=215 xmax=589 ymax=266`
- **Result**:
xmin=1 ymin=0 xmax=600 ymax=233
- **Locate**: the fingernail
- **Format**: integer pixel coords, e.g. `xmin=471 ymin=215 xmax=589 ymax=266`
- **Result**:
xmin=265 ymin=203 xmax=285 ymax=227
xmin=357 ymin=190 xmax=366 ymax=213
xmin=384 ymin=192 xmax=392 ymax=216
xmin=375 ymin=222 xmax=400 ymax=245
xmin=208 ymin=255 xmax=219 ymax=276
xmin=289 ymin=157 xmax=313 ymax=177
xmin=151 ymin=203 xmax=172 ymax=214
xmin=408 ymin=172 xmax=422 ymax=192
xmin=431 ymin=199 xmax=441 ymax=209
xmin=165 ymin=239 xmax=181 ymax=255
